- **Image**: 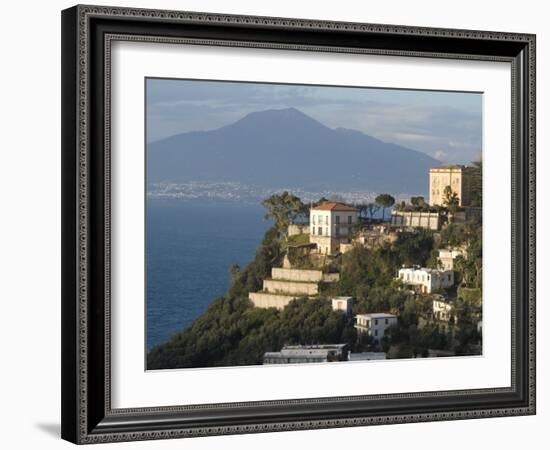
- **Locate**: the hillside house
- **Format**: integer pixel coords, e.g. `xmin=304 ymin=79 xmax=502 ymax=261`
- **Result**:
xmin=354 ymin=313 xmax=398 ymax=342
xmin=331 ymin=296 xmax=353 ymax=315
xmin=309 ymin=202 xmax=359 ymax=255
xmin=263 ymin=344 xmax=348 ymax=364
xmin=432 ymin=298 xmax=456 ymax=322
xmin=398 ymin=267 xmax=454 ymax=294
xmin=438 ymin=247 xmax=467 ymax=271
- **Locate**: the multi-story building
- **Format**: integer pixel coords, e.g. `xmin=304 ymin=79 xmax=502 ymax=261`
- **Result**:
xmin=263 ymin=344 xmax=348 ymax=364
xmin=309 ymin=202 xmax=359 ymax=254
xmin=429 ymin=165 xmax=475 ymax=207
xmin=354 ymin=313 xmax=398 ymax=342
xmin=397 ymin=267 xmax=454 ymax=294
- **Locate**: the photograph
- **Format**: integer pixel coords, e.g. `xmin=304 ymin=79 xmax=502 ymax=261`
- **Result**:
xmin=145 ymin=78 xmax=484 ymax=370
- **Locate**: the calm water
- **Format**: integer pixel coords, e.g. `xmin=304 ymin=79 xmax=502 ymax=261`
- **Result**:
xmin=146 ymin=200 xmax=271 ymax=351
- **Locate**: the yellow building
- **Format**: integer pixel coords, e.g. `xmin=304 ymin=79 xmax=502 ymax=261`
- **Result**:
xmin=429 ymin=165 xmax=475 ymax=207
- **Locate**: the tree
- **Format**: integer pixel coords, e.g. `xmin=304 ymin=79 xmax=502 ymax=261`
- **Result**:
xmin=356 ymin=202 xmax=381 ymax=220
xmin=228 ymin=263 xmax=241 ymax=283
xmin=262 ymin=192 xmax=308 ymax=235
xmin=469 ymin=159 xmax=482 ymax=207
xmin=410 ymin=196 xmax=425 ymax=208
xmin=442 ymin=185 xmax=459 ymax=217
xmin=375 ymin=194 xmax=396 ymax=221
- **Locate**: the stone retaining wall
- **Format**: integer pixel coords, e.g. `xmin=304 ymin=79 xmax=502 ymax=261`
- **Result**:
xmin=249 ymin=292 xmax=297 ymax=310
xmin=263 ymin=279 xmax=318 ymax=296
xmin=271 ymin=267 xmax=324 ymax=282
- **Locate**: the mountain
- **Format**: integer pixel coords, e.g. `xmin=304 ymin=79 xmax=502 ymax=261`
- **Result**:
xmin=147 ymin=108 xmax=439 ymax=195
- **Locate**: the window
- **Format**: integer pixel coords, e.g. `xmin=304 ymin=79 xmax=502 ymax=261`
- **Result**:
xmin=348 ymin=215 xmax=352 ymax=224
xmin=335 ymin=226 xmax=340 ymax=236
xmin=312 ymin=215 xmax=316 ymax=225
xmin=325 ymin=216 xmax=329 ymax=225
xmin=318 ymin=227 xmax=322 ymax=236
xmin=385 ymin=318 xmax=389 ymax=325
xmin=335 ymin=215 xmax=340 ymax=224
xmin=374 ymin=329 xmax=378 ymax=337
xmin=374 ymin=319 xmax=379 ymax=325
xmin=325 ymin=227 xmax=328 ymax=236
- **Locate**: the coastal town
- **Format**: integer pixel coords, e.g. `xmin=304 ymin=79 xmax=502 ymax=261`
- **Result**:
xmin=248 ymin=164 xmax=482 ymax=364
xmin=147 ymin=163 xmax=483 ymax=369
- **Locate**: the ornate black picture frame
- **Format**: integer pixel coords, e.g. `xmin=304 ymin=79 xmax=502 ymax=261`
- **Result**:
xmin=61 ymin=4 xmax=536 ymax=444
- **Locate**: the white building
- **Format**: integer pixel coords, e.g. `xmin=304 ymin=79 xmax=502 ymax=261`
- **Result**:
xmin=432 ymin=298 xmax=455 ymax=322
xmin=438 ymin=248 xmax=466 ymax=271
xmin=309 ymin=202 xmax=359 ymax=255
xmin=397 ymin=267 xmax=454 ymax=294
xmin=331 ymin=296 xmax=353 ymax=315
xmin=263 ymin=344 xmax=348 ymax=364
xmin=348 ymin=352 xmax=386 ymax=361
xmin=354 ymin=313 xmax=398 ymax=341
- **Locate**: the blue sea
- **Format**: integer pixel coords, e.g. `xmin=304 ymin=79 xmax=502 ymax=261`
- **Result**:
xmin=146 ymin=200 xmax=271 ymax=351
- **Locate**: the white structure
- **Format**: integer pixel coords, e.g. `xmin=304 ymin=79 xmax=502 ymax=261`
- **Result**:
xmin=331 ymin=296 xmax=353 ymax=315
xmin=438 ymin=248 xmax=466 ymax=270
xmin=397 ymin=267 xmax=454 ymax=294
xmin=263 ymin=344 xmax=348 ymax=364
xmin=390 ymin=210 xmax=441 ymax=231
xmin=433 ymin=299 xmax=455 ymax=322
xmin=348 ymin=352 xmax=386 ymax=361
xmin=309 ymin=202 xmax=359 ymax=254
xmin=354 ymin=313 xmax=398 ymax=341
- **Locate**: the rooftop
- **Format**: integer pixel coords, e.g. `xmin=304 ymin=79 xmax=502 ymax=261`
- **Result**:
xmin=311 ymin=202 xmax=359 ymax=212
xmin=399 ymin=266 xmax=451 ymax=274
xmin=265 ymin=344 xmax=348 ymax=358
xmin=355 ymin=313 xmax=397 ymax=319
xmin=430 ymin=164 xmax=469 ymax=171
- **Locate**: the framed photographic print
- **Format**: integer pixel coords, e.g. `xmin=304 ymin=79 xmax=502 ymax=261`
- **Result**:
xmin=61 ymin=4 xmax=536 ymax=444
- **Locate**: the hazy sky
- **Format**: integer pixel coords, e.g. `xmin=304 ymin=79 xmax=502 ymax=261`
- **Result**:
xmin=146 ymin=78 xmax=482 ymax=164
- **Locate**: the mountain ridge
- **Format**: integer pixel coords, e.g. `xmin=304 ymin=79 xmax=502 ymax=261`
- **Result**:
xmin=147 ymin=108 xmax=439 ymax=195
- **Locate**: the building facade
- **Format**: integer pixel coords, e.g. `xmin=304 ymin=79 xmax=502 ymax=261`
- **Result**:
xmin=331 ymin=296 xmax=353 ymax=315
xmin=432 ymin=298 xmax=455 ymax=322
xmin=390 ymin=210 xmax=441 ymax=230
xmin=429 ymin=165 xmax=475 ymax=207
xmin=397 ymin=267 xmax=455 ymax=293
xmin=354 ymin=313 xmax=398 ymax=342
xmin=309 ymin=202 xmax=359 ymax=254
xmin=438 ymin=247 xmax=467 ymax=271
xmin=263 ymin=344 xmax=348 ymax=364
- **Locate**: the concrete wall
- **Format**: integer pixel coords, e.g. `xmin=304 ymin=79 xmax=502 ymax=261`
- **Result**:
xmin=249 ymin=292 xmax=297 ymax=310
xmin=271 ymin=267 xmax=323 ymax=282
xmin=263 ymin=279 xmax=318 ymax=295
xmin=340 ymin=243 xmax=354 ymax=254
xmin=322 ymin=273 xmax=340 ymax=282
xmin=309 ymin=234 xmax=334 ymax=254
xmin=391 ymin=211 xmax=440 ymax=230
xmin=288 ymin=223 xmax=310 ymax=236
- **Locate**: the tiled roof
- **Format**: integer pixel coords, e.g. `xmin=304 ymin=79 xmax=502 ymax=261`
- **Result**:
xmin=311 ymin=202 xmax=358 ymax=212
